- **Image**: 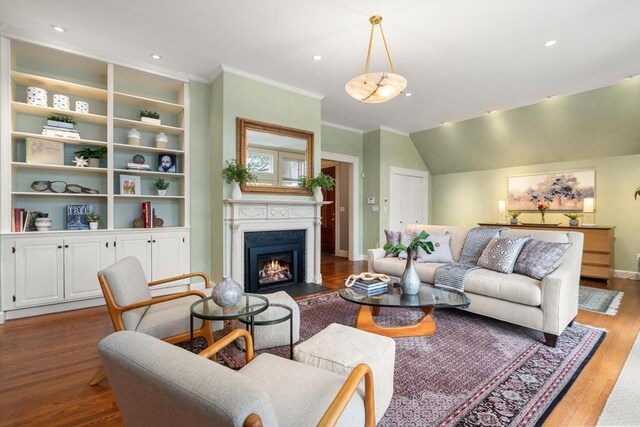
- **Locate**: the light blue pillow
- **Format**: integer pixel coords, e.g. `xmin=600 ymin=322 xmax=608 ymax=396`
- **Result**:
xmin=416 ymin=234 xmax=453 ymax=263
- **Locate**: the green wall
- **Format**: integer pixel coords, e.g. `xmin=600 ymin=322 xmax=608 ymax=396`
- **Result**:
xmin=189 ymin=81 xmax=212 ymax=275
xmin=411 ymin=79 xmax=640 ymax=175
xmin=432 ymin=154 xmax=640 ymax=272
xmin=362 ymin=130 xmax=381 ymax=251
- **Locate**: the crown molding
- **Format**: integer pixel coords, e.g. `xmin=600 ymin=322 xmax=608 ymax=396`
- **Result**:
xmin=379 ymin=126 xmax=410 ymax=137
xmin=219 ymin=64 xmax=324 ymax=100
xmin=321 ymin=121 xmax=364 ymax=134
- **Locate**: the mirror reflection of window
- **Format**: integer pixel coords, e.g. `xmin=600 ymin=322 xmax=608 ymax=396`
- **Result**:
xmin=281 ymin=157 xmax=306 ymax=187
xmin=248 ymin=153 xmax=273 ymax=173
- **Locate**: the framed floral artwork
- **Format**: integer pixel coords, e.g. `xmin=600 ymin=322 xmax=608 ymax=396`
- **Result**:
xmin=507 ymin=170 xmax=595 ymax=211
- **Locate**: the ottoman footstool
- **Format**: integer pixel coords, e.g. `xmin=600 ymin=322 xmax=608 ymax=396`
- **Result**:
xmin=293 ymin=323 xmax=396 ymax=423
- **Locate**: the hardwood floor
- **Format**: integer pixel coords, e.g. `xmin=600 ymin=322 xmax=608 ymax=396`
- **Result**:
xmin=0 ymin=255 xmax=637 ymax=426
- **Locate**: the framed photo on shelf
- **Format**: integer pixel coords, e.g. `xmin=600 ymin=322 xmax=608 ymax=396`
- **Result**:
xmin=120 ymin=174 xmax=141 ymax=195
xmin=158 ymin=153 xmax=177 ymax=173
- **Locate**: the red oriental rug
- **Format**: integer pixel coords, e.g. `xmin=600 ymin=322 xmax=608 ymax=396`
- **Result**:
xmin=188 ymin=292 xmax=605 ymax=426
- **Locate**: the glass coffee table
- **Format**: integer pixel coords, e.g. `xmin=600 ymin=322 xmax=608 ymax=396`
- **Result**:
xmin=338 ymin=284 xmax=470 ymax=338
xmin=190 ymin=294 xmax=269 ymax=351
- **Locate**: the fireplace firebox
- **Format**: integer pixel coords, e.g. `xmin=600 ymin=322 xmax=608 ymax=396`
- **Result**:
xmin=244 ymin=230 xmax=305 ymax=292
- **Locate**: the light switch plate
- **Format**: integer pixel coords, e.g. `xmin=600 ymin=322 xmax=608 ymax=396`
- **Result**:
xmin=367 ymin=197 xmax=375 ymax=204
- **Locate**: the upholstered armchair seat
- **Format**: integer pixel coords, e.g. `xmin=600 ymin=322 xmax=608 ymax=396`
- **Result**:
xmin=136 ymin=294 xmax=205 ymax=338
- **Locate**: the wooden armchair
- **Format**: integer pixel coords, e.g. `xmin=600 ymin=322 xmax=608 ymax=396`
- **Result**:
xmin=98 ymin=329 xmax=376 ymax=426
xmin=90 ymin=256 xmax=216 ymax=385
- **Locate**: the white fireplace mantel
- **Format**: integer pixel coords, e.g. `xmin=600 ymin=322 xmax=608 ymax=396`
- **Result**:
xmin=223 ymin=198 xmax=330 ymax=287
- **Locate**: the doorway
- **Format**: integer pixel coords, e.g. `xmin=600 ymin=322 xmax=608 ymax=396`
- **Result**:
xmin=320 ymin=165 xmax=336 ymax=255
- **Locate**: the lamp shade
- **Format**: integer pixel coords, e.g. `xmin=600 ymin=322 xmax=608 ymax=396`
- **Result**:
xmin=345 ymin=72 xmax=407 ymax=103
xmin=583 ymin=197 xmax=595 ymax=213
xmin=498 ymin=199 xmax=506 ymax=214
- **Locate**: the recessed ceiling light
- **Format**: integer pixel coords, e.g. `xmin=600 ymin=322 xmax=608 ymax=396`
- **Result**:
xmin=404 ymin=93 xmax=412 ymax=97
xmin=312 ymin=55 xmax=322 ymax=61
xmin=544 ymin=40 xmax=557 ymax=47
xmin=151 ymin=54 xmax=161 ymax=60
xmin=51 ymin=25 xmax=66 ymax=33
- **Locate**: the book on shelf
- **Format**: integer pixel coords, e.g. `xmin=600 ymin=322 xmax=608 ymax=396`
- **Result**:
xmin=352 ymin=286 xmax=388 ymax=296
xmin=126 ymin=163 xmax=151 ymax=171
xmin=142 ymin=201 xmax=152 ymax=228
xmin=66 ymin=204 xmax=94 ymax=230
xmin=42 ymin=128 xmax=81 ymax=139
xmin=13 ymin=209 xmax=42 ymax=232
xmin=46 ymin=120 xmax=75 ymax=129
xmin=353 ymin=278 xmax=388 ymax=288
xmin=42 ymin=125 xmax=80 ymax=133
xmin=13 ymin=208 xmax=24 ymax=232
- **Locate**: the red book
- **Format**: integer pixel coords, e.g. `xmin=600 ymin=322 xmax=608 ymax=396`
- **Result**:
xmin=142 ymin=202 xmax=151 ymax=228
xmin=13 ymin=208 xmax=24 ymax=233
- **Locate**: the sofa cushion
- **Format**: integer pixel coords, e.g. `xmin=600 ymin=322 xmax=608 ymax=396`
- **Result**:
xmin=417 ymin=234 xmax=453 ymax=263
xmin=500 ymin=229 xmax=569 ymax=243
xmin=414 ymin=262 xmax=443 ymax=284
xmin=384 ymin=229 xmax=401 ymax=257
xmin=464 ymin=268 xmax=542 ymax=306
xmin=477 ymin=236 xmax=530 ymax=274
xmin=372 ymin=258 xmax=443 ymax=285
xmin=397 ymin=230 xmax=417 ymax=260
xmin=407 ymin=225 xmax=470 ymax=262
xmin=513 ymin=239 xmax=572 ymax=280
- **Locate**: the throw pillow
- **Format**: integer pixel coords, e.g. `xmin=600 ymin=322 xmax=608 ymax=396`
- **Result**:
xmin=384 ymin=229 xmax=401 ymax=257
xmin=417 ymin=234 xmax=453 ymax=263
xmin=397 ymin=230 xmax=417 ymax=260
xmin=513 ymin=239 xmax=572 ymax=280
xmin=477 ymin=236 xmax=531 ymax=274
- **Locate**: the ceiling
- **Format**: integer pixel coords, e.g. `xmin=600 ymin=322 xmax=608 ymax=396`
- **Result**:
xmin=1 ymin=1 xmax=639 ymax=134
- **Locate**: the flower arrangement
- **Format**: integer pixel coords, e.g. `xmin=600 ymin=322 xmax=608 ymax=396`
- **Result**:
xmin=537 ymin=202 xmax=550 ymax=223
xmin=221 ymin=159 xmax=257 ymax=184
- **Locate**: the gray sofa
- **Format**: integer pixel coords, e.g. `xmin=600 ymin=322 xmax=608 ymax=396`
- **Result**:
xmin=368 ymin=225 xmax=584 ymax=346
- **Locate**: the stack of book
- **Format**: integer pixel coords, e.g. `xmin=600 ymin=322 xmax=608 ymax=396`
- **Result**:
xmin=42 ymin=119 xmax=81 ymax=139
xmin=352 ymin=279 xmax=389 ymax=296
xmin=126 ymin=162 xmax=151 ymax=171
xmin=12 ymin=208 xmax=41 ymax=232
xmin=142 ymin=201 xmax=154 ymax=228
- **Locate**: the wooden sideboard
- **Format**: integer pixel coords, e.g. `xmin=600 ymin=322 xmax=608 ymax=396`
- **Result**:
xmin=478 ymin=223 xmax=616 ymax=283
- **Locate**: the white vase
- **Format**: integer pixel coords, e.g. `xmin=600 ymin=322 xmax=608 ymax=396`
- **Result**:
xmin=89 ymin=221 xmax=99 ymax=230
xmin=232 ymin=182 xmax=242 ymax=199
xmin=155 ymin=132 xmax=168 ymax=149
xmin=157 ymin=189 xmax=167 ymax=196
xmin=34 ymin=217 xmax=52 ymax=232
xmin=314 ymin=187 xmax=323 ymax=202
xmin=127 ymin=128 xmax=141 ymax=145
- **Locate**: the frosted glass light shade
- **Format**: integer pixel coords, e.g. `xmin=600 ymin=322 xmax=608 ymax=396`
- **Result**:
xmin=345 ymin=72 xmax=407 ymax=103
xmin=582 ymin=197 xmax=595 ymax=213
xmin=497 ymin=199 xmax=506 ymax=222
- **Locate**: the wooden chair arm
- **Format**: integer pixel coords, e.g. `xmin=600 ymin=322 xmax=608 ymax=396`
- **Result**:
xmin=119 ymin=290 xmax=206 ymax=312
xmin=243 ymin=414 xmax=263 ymax=427
xmin=318 ymin=363 xmax=376 ymax=427
xmin=148 ymin=271 xmax=212 ymax=288
xmin=198 ymin=328 xmax=255 ymax=363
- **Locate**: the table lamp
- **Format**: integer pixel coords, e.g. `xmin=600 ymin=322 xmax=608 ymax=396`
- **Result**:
xmin=497 ymin=199 xmax=507 ymax=223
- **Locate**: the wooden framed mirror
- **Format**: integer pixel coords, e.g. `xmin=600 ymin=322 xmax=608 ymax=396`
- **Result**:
xmin=237 ymin=118 xmax=314 ymax=195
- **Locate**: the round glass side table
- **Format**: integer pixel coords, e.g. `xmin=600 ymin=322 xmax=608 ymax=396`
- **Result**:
xmin=238 ymin=303 xmax=294 ymax=359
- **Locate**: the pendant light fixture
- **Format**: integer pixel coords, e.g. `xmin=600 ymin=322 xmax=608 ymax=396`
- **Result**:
xmin=345 ymin=15 xmax=407 ymax=103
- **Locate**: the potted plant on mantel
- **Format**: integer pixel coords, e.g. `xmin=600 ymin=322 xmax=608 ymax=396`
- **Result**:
xmin=140 ymin=110 xmax=161 ymax=125
xmin=384 ymin=231 xmax=434 ymax=295
xmin=154 ymin=178 xmax=170 ymax=196
xmin=221 ymin=159 xmax=257 ymax=200
xmin=74 ymin=146 xmax=107 ymax=167
xmin=85 ymin=213 xmax=101 ymax=230
xmin=299 ymin=173 xmax=335 ymax=202
xmin=564 ymin=212 xmax=582 ymax=226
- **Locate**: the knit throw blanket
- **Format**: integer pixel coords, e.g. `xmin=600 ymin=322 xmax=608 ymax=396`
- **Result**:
xmin=434 ymin=227 xmax=504 ymax=292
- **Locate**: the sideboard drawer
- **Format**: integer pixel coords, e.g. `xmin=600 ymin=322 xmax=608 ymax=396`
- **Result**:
xmin=582 ymin=229 xmax=613 ymax=252
xmin=582 ymin=252 xmax=611 ymax=266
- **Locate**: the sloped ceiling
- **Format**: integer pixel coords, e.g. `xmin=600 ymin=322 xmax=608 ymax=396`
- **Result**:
xmin=410 ymin=79 xmax=640 ymax=175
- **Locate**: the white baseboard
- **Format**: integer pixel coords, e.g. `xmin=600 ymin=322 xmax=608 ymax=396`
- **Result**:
xmin=352 ymin=254 xmax=367 ymax=261
xmin=614 ymin=270 xmax=640 ymax=281
xmin=335 ymin=250 xmax=349 ymax=258
xmin=0 ymin=311 xmax=5 ymax=324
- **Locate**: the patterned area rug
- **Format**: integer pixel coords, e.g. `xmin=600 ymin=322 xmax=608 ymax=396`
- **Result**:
xmin=579 ymin=285 xmax=623 ymax=315
xmin=186 ymin=292 xmax=604 ymax=426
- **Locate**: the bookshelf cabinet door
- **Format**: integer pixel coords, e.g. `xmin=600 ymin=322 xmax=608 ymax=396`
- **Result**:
xmin=151 ymin=232 xmax=188 ymax=283
xmin=64 ymin=235 xmax=115 ymax=300
xmin=15 ymin=238 xmax=64 ymax=307
xmin=115 ymin=233 xmax=152 ymax=281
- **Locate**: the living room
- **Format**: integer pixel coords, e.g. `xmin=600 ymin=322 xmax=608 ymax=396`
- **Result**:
xmin=0 ymin=1 xmax=639 ymax=426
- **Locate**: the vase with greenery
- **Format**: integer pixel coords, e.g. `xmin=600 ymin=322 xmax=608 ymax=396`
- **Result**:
xmin=508 ymin=211 xmax=521 ymax=225
xmin=564 ymin=212 xmax=582 ymax=226
xmin=221 ymin=159 xmax=257 ymax=199
xmin=85 ymin=213 xmax=101 ymax=230
xmin=74 ymin=147 xmax=106 ymax=167
xmin=383 ymin=230 xmax=434 ymax=295
xmin=300 ymin=173 xmax=335 ymax=201
xmin=140 ymin=110 xmax=160 ymax=124
xmin=154 ymin=178 xmax=170 ymax=196
xmin=47 ymin=114 xmax=76 ymax=128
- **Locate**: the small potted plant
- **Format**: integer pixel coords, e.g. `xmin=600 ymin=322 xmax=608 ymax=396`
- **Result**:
xmin=384 ymin=230 xmax=434 ymax=295
xmin=508 ymin=211 xmax=521 ymax=225
xmin=47 ymin=114 xmax=76 ymax=129
xmin=564 ymin=212 xmax=582 ymax=226
xmin=85 ymin=213 xmax=101 ymax=230
xmin=140 ymin=110 xmax=161 ymax=125
xmin=300 ymin=173 xmax=335 ymax=202
xmin=74 ymin=147 xmax=107 ymax=167
xmin=221 ymin=159 xmax=257 ymax=199
xmin=154 ymin=178 xmax=170 ymax=196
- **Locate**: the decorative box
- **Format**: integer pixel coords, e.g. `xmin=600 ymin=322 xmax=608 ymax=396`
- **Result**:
xmin=75 ymin=101 xmax=89 ymax=113
xmin=53 ymin=94 xmax=70 ymax=110
xmin=27 ymin=87 xmax=47 ymax=107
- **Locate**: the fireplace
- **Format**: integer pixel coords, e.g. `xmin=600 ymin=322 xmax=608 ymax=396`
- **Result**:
xmin=244 ymin=230 xmax=306 ymax=292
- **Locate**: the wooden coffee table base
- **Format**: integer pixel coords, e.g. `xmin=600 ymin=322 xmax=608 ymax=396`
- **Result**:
xmin=354 ymin=305 xmax=436 ymax=338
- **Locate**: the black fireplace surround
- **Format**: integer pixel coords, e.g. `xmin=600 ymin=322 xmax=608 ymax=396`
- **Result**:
xmin=244 ymin=230 xmax=306 ymax=292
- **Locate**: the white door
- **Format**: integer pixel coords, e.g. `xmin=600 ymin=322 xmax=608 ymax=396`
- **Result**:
xmin=152 ymin=232 xmax=189 ymax=284
xmin=64 ymin=235 xmax=115 ymax=300
xmin=14 ymin=238 xmax=64 ymax=307
xmin=389 ymin=167 xmax=428 ymax=231
xmin=115 ymin=233 xmax=152 ymax=281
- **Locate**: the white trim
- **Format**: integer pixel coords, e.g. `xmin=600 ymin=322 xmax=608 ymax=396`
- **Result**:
xmin=1 ymin=28 xmax=193 ymax=82
xmin=321 ymin=121 xmax=364 ymax=134
xmin=354 ymin=254 xmax=367 ymax=261
xmin=389 ymin=166 xmax=429 ymax=232
xmin=220 ymin=65 xmax=324 ymax=100
xmin=615 ymin=270 xmax=640 ymax=281
xmin=0 ymin=311 xmax=5 ymax=324
xmin=0 ymin=37 xmax=11 ymax=233
xmin=379 ymin=126 xmax=410 ymax=137
xmin=335 ymin=249 xmax=349 ymax=258
xmin=321 ymin=151 xmax=360 ymax=261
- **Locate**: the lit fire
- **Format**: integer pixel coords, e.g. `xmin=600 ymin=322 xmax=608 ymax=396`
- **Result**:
xmin=258 ymin=259 xmax=292 ymax=284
